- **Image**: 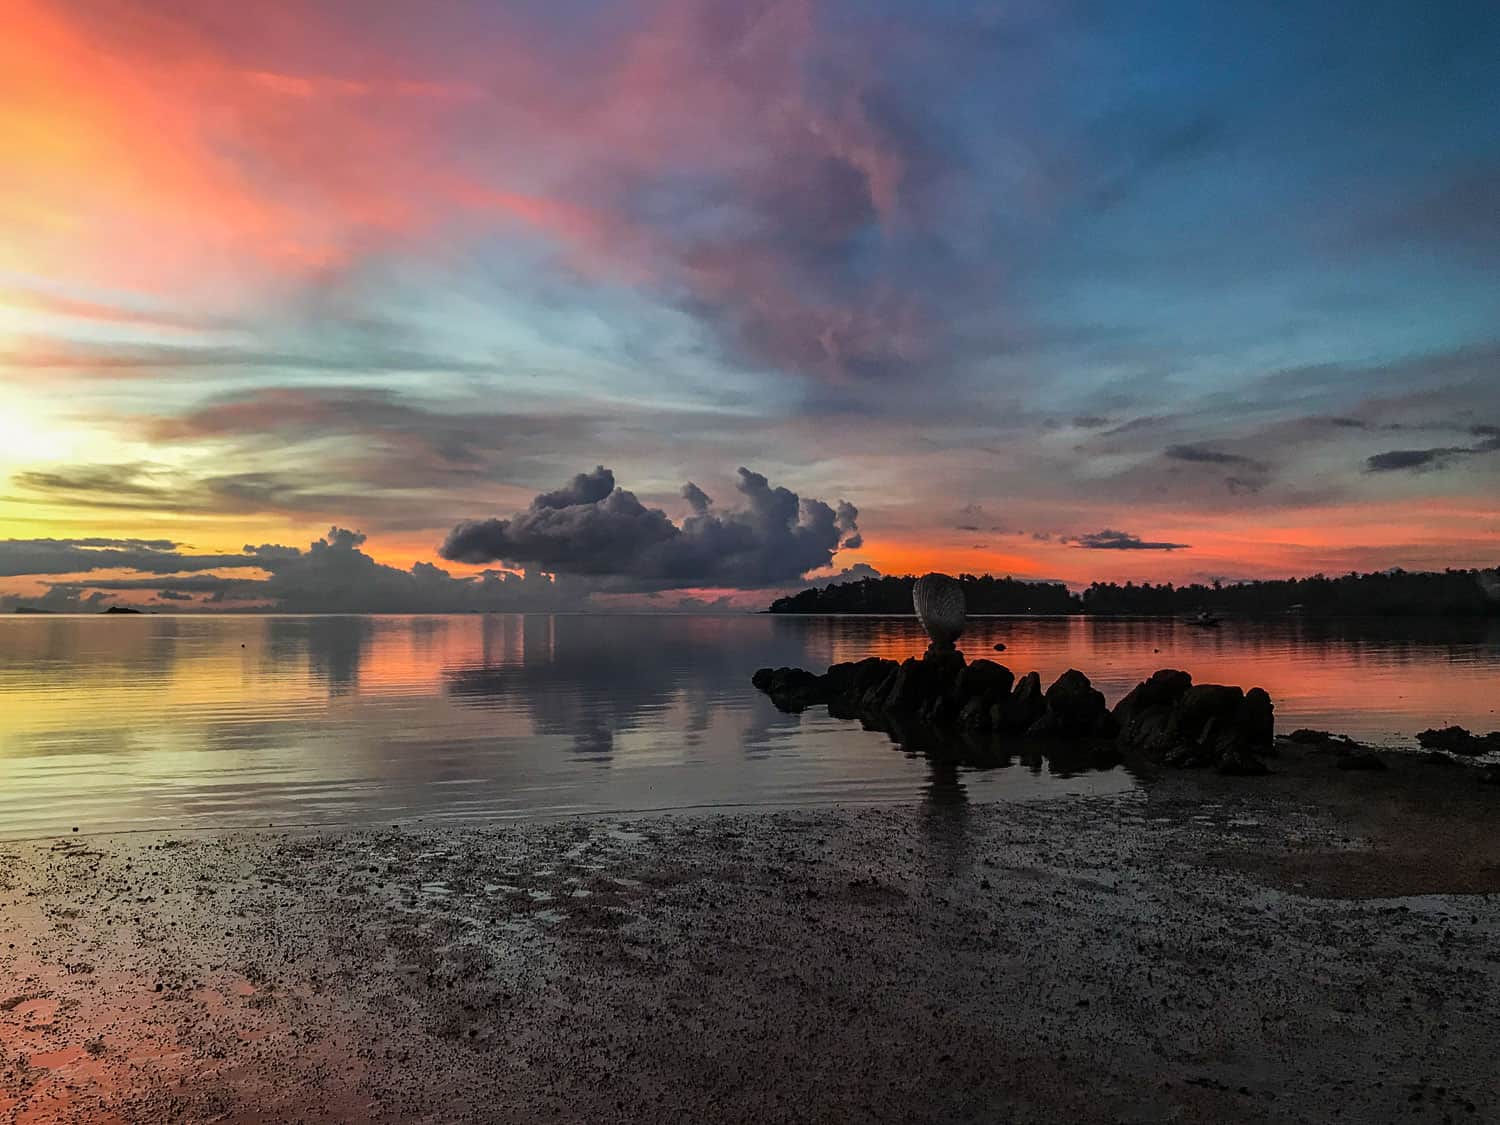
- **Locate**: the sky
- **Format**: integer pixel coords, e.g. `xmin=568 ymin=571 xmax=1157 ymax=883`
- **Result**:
xmin=2 ymin=0 xmax=1498 ymax=612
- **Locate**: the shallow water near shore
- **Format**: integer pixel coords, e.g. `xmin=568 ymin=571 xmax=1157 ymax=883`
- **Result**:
xmin=1 ymin=613 xmax=1496 ymax=838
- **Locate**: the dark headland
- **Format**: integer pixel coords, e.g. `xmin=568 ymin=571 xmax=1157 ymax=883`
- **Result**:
xmin=769 ymin=565 xmax=1500 ymax=616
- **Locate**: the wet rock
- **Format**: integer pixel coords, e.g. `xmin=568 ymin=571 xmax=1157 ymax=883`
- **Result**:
xmin=922 ymin=647 xmax=968 ymax=693
xmin=1217 ymin=746 xmax=1271 ymax=775
xmin=1287 ymin=728 xmax=1333 ymax=745
xmin=957 ymin=695 xmax=993 ymax=730
xmin=884 ymin=658 xmax=932 ymax=712
xmin=1028 ymin=669 xmax=1112 ymax=738
xmin=1112 ymin=669 xmax=1193 ymax=724
xmin=1416 ymin=727 xmax=1500 ymax=757
xmin=993 ymin=671 xmax=1044 ymax=733
xmin=1286 ymin=728 xmax=1362 ymax=749
xmin=752 ymin=667 xmax=834 ymax=713
xmin=955 ymin=659 xmax=1013 ymax=703
xmin=1235 ymin=688 xmax=1276 ymax=748
xmin=1116 ymin=672 xmax=1276 ymax=775
xmin=1112 ymin=669 xmax=1193 ymax=751
xmin=1172 ymin=685 xmax=1245 ymax=745
xmin=826 ymin=657 xmax=898 ymax=700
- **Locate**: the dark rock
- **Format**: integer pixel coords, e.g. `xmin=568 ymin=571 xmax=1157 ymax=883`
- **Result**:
xmin=884 ymin=659 xmax=931 ymax=712
xmin=1116 ymin=674 xmax=1277 ymax=775
xmin=1416 ymin=727 xmax=1500 ymax=757
xmin=1235 ymin=688 xmax=1275 ymax=748
xmin=1287 ymin=728 xmax=1345 ymax=747
xmin=1028 ymin=669 xmax=1110 ymax=738
xmin=1171 ymin=684 xmax=1245 ymax=745
xmin=921 ymin=647 xmax=967 ymax=693
xmin=957 ymin=694 xmax=993 ymax=730
xmin=861 ymin=667 xmax=900 ymax=709
xmin=955 ymin=659 xmax=1014 ymax=703
xmin=1112 ymin=669 xmax=1193 ymax=751
xmin=1165 ymin=743 xmax=1215 ymax=769
xmin=753 ymin=666 xmax=834 ymax=712
xmin=1112 ymin=669 xmax=1193 ymax=725
xmin=994 ymin=671 xmax=1044 ymax=733
xmin=1217 ymin=747 xmax=1271 ymax=775
xmin=1336 ymin=751 xmax=1388 ymax=771
xmin=1090 ymin=711 xmax=1121 ymax=738
xmin=826 ymin=657 xmax=898 ymax=699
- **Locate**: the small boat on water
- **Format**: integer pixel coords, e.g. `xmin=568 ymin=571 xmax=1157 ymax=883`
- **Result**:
xmin=1189 ymin=609 xmax=1223 ymax=627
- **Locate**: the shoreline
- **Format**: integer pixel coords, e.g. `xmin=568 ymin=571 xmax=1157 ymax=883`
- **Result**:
xmin=3 ymin=748 xmax=1497 ymax=1123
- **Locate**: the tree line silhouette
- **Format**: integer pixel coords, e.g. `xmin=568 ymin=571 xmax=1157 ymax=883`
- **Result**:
xmin=767 ymin=567 xmax=1500 ymax=617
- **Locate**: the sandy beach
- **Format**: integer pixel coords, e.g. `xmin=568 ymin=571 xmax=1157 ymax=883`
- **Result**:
xmin=3 ymin=744 xmax=1498 ymax=1124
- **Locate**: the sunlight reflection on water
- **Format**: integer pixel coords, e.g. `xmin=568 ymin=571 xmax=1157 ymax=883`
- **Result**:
xmin=0 ymin=613 xmax=1494 ymax=837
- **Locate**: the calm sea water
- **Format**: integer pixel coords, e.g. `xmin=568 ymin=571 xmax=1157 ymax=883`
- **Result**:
xmin=1 ymin=613 xmax=1496 ymax=839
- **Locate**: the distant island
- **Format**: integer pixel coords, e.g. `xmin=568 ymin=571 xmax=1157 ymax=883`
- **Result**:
xmin=768 ymin=567 xmax=1500 ymax=617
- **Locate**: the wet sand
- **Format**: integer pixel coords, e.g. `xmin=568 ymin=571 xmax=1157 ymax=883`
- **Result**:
xmin=3 ymin=745 xmax=1498 ymax=1124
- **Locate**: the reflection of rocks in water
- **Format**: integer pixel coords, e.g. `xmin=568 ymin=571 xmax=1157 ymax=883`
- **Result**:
xmin=445 ymin=616 xmax=751 ymax=760
xmin=831 ymin=697 xmax=1123 ymax=778
xmin=265 ymin=616 xmax=374 ymax=696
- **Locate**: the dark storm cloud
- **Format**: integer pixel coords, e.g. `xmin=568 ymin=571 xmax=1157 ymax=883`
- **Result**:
xmin=49 ymin=575 xmax=243 ymax=593
xmin=1364 ymin=427 xmax=1500 ymax=472
xmin=1066 ymin=529 xmax=1190 ymax=551
xmin=0 ymin=538 xmax=263 ymax=577
xmin=535 ymin=466 xmax=615 ymax=510
xmin=70 ymin=536 xmax=180 ymax=550
xmin=1365 ymin=448 xmax=1463 ymax=472
xmin=1164 ymin=444 xmax=1264 ymax=468
xmin=235 ymin=529 xmax=580 ymax=613
xmin=441 ymin=467 xmax=861 ymax=588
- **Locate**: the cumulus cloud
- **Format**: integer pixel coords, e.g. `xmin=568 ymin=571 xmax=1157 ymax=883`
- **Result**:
xmin=0 ymin=529 xmax=581 ymax=613
xmin=535 ymin=466 xmax=616 ymax=510
xmin=1065 ymin=529 xmax=1190 ymax=551
xmin=213 ymin=528 xmax=577 ymax=613
xmin=441 ymin=466 xmax=861 ymax=588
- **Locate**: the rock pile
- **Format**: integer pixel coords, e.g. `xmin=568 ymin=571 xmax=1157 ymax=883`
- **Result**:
xmin=1416 ymin=726 xmax=1500 ymax=757
xmin=1110 ymin=669 xmax=1274 ymax=775
xmin=752 ymin=652 xmax=1277 ymax=774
